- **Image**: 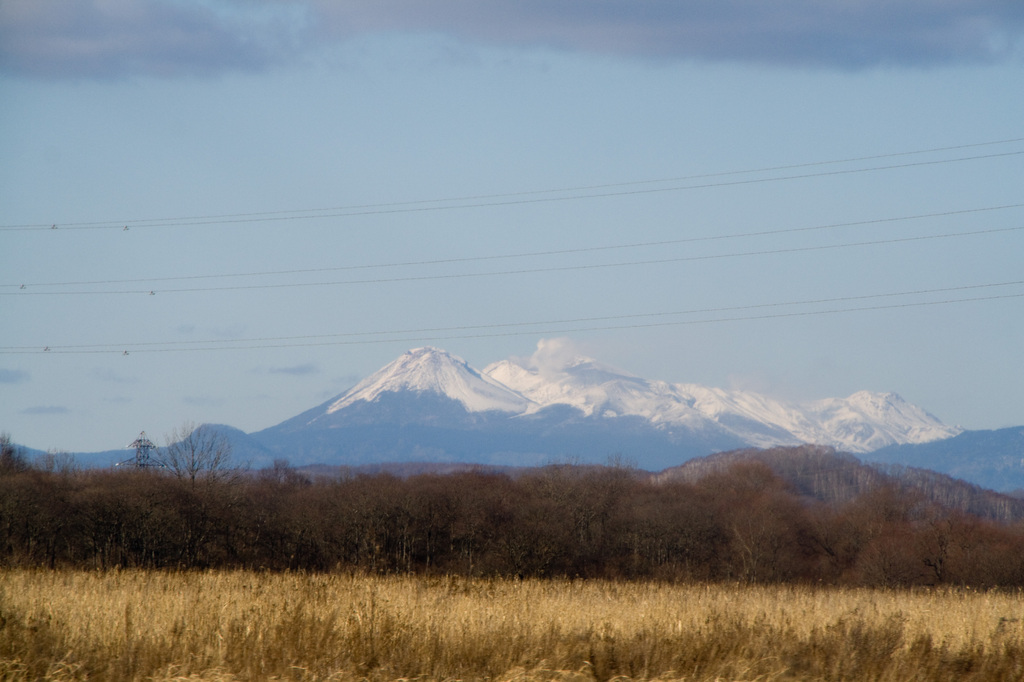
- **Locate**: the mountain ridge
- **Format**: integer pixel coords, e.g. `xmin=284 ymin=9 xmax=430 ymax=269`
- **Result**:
xmin=12 ymin=342 xmax=1021 ymax=491
xmin=317 ymin=343 xmax=959 ymax=454
xmin=240 ymin=341 xmax=963 ymax=471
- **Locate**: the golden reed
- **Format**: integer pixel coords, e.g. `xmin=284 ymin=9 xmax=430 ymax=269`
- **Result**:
xmin=2 ymin=570 xmax=1023 ymax=681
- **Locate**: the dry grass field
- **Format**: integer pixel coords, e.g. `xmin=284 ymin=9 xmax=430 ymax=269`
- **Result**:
xmin=2 ymin=570 xmax=1024 ymax=681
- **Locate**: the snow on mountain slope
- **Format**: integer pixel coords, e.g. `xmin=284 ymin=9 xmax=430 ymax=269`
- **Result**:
xmin=805 ymin=391 xmax=959 ymax=452
xmin=483 ymin=339 xmax=961 ymax=452
xmin=314 ymin=340 xmax=959 ymax=454
xmin=485 ymin=352 xmax=712 ymax=430
xmin=487 ymin=352 xmax=664 ymax=415
xmin=485 ymin=345 xmax=802 ymax=441
xmin=670 ymin=383 xmax=824 ymax=447
xmin=327 ymin=347 xmax=533 ymax=415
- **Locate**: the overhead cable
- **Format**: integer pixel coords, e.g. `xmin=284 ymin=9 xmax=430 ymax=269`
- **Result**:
xmin=5 ymin=224 xmax=1022 ymax=296
xmin=5 ymin=202 xmax=1020 ymax=290
xmin=2 ymin=138 xmax=1022 ymax=231
xmin=4 ymin=279 xmax=1021 ymax=354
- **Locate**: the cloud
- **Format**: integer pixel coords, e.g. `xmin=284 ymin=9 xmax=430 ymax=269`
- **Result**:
xmin=522 ymin=337 xmax=592 ymax=378
xmin=2 ymin=0 xmax=1021 ymax=79
xmin=21 ymin=406 xmax=71 ymax=415
xmin=311 ymin=0 xmax=1024 ymax=68
xmin=182 ymin=395 xmax=223 ymax=407
xmin=268 ymin=363 xmax=321 ymax=376
xmin=727 ymin=371 xmax=776 ymax=396
xmin=0 ymin=0 xmax=303 ymax=79
xmin=0 ymin=369 xmax=29 ymax=384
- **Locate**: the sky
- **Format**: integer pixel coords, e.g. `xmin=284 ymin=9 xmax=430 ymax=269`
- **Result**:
xmin=2 ymin=0 xmax=1023 ymax=455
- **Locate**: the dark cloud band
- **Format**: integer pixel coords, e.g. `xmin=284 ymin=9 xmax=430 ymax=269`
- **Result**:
xmin=2 ymin=0 xmax=1022 ymax=79
xmin=0 ymin=0 xmax=301 ymax=79
xmin=315 ymin=0 xmax=1024 ymax=67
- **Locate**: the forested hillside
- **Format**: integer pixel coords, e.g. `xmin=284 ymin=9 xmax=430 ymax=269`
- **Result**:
xmin=658 ymin=445 xmax=1024 ymax=520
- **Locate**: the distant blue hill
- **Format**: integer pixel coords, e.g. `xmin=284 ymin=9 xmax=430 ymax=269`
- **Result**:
xmin=248 ymin=391 xmax=747 ymax=470
xmin=869 ymin=426 xmax=1024 ymax=492
xmin=12 ymin=411 xmax=1023 ymax=495
xmin=220 ymin=418 xmax=1024 ymax=493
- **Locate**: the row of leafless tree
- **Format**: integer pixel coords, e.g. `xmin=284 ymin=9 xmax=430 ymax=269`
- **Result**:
xmin=2 ymin=433 xmax=1024 ymax=586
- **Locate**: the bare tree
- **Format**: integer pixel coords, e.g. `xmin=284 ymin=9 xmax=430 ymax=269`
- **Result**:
xmin=0 ymin=432 xmax=29 ymax=476
xmin=35 ymin=449 xmax=77 ymax=475
xmin=162 ymin=422 xmax=234 ymax=490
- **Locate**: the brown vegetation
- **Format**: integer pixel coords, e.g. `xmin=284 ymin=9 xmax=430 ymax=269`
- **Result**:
xmin=4 ymin=443 xmax=1024 ymax=679
xmin=2 ymin=445 xmax=1024 ymax=586
xmin=2 ymin=570 xmax=1024 ymax=681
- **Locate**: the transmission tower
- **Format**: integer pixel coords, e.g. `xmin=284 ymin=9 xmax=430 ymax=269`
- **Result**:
xmin=116 ymin=431 xmax=164 ymax=468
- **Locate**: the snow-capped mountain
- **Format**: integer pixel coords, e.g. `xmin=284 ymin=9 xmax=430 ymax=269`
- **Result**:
xmin=46 ymin=341 xmax=1014 ymax=485
xmin=482 ymin=340 xmax=959 ymax=453
xmin=326 ymin=346 xmax=533 ymax=416
xmin=803 ymin=391 xmax=958 ymax=453
xmin=261 ymin=342 xmax=959 ymax=460
xmin=246 ymin=340 xmax=963 ymax=469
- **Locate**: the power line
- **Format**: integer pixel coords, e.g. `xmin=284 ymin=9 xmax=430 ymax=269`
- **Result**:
xmin=5 ymin=224 xmax=1022 ymax=296
xmin=8 ymin=292 xmax=1021 ymax=354
xmin=3 ymin=139 xmax=1022 ymax=232
xmin=5 ymin=280 xmax=1021 ymax=354
xmin=5 ymin=203 xmax=1020 ymax=290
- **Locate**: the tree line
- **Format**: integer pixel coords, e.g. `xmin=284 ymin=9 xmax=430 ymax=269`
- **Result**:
xmin=2 ymin=432 xmax=1024 ymax=586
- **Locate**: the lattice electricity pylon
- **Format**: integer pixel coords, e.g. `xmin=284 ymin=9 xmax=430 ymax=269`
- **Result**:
xmin=116 ymin=431 xmax=165 ymax=468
